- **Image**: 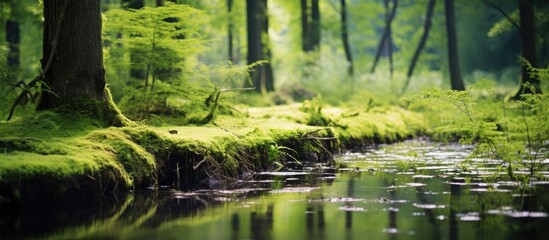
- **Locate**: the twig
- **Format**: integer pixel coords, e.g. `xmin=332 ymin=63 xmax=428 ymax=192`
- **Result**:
xmin=193 ymin=158 xmax=208 ymax=170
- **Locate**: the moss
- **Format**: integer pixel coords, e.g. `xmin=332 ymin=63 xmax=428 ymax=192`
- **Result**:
xmin=0 ymin=103 xmax=425 ymax=203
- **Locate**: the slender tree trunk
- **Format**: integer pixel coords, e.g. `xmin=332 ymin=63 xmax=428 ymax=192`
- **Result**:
xmin=6 ymin=19 xmax=21 ymax=69
xmin=371 ymin=0 xmax=397 ymax=74
xmin=301 ymin=0 xmax=312 ymax=52
xmin=121 ymin=0 xmax=145 ymax=81
xmin=340 ymin=0 xmax=353 ymax=76
xmin=245 ymin=0 xmax=263 ymax=92
xmin=311 ymin=0 xmax=320 ymax=51
xmin=386 ymin=0 xmax=394 ymax=77
xmin=38 ymin=0 xmax=124 ymax=126
xmin=401 ymin=0 xmax=435 ymax=95
xmin=445 ymin=0 xmax=465 ymax=91
xmin=262 ymin=0 xmax=275 ymax=92
xmin=6 ymin=19 xmax=20 ymax=69
xmin=513 ymin=0 xmax=542 ymax=98
xmin=228 ymin=0 xmax=235 ymax=64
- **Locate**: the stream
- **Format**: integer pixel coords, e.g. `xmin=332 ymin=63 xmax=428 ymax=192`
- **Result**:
xmin=1 ymin=139 xmax=549 ymax=239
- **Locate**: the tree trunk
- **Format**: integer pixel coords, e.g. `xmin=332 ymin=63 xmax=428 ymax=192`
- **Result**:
xmin=513 ymin=0 xmax=542 ymax=98
xmin=227 ymin=0 xmax=235 ymax=64
xmin=371 ymin=0 xmax=397 ymax=74
xmin=6 ymin=19 xmax=20 ymax=68
xmin=401 ymin=0 xmax=435 ymax=95
xmin=121 ymin=0 xmax=145 ymax=81
xmin=386 ymin=0 xmax=394 ymax=77
xmin=301 ymin=0 xmax=312 ymax=52
xmin=311 ymin=0 xmax=320 ymax=51
xmin=340 ymin=0 xmax=353 ymax=76
xmin=445 ymin=0 xmax=465 ymax=91
xmin=261 ymin=0 xmax=275 ymax=92
xmin=38 ymin=0 xmax=125 ymax=126
xmin=245 ymin=0 xmax=263 ymax=92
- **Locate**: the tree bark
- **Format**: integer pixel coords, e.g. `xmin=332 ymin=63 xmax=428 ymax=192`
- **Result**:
xmin=513 ymin=0 xmax=542 ymax=98
xmin=38 ymin=0 xmax=125 ymax=126
xmin=227 ymin=0 xmax=236 ymax=64
xmin=311 ymin=0 xmax=320 ymax=51
xmin=245 ymin=0 xmax=263 ymax=92
xmin=261 ymin=0 xmax=275 ymax=92
xmin=401 ymin=0 xmax=435 ymax=95
xmin=445 ymin=0 xmax=465 ymax=91
xmin=301 ymin=0 xmax=312 ymax=52
xmin=340 ymin=0 xmax=353 ymax=76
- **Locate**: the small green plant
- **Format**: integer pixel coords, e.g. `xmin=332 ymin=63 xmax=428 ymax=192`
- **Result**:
xmin=405 ymin=80 xmax=548 ymax=187
xmin=267 ymin=143 xmax=301 ymax=170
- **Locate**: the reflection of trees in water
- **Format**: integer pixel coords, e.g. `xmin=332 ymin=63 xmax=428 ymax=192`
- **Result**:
xmin=388 ymin=179 xmax=397 ymax=240
xmin=344 ymin=176 xmax=357 ymax=240
xmin=305 ymin=201 xmax=326 ymax=240
xmin=415 ymin=184 xmax=441 ymax=239
xmin=250 ymin=204 xmax=274 ymax=240
xmin=449 ymin=178 xmax=461 ymax=240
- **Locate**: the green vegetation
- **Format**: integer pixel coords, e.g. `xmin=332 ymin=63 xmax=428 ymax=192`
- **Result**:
xmin=0 ymin=0 xmax=547 ymax=205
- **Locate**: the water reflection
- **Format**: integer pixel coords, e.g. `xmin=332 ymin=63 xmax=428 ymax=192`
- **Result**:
xmin=1 ymin=140 xmax=549 ymax=239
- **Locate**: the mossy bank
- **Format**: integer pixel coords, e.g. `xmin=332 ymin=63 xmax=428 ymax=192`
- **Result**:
xmin=0 ymin=104 xmax=424 ymax=205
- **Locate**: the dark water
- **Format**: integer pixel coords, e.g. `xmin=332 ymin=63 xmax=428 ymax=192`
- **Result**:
xmin=2 ymin=140 xmax=549 ymax=240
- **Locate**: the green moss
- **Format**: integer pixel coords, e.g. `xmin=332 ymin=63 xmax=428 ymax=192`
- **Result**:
xmin=0 ymin=103 xmax=425 ymax=202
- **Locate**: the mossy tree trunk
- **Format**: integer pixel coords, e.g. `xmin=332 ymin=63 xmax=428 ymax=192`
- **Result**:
xmin=38 ymin=0 xmax=126 ymax=126
xmin=444 ymin=0 xmax=465 ymax=91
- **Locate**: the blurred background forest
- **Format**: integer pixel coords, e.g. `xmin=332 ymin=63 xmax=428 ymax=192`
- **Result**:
xmin=1 ymin=0 xmax=548 ymax=125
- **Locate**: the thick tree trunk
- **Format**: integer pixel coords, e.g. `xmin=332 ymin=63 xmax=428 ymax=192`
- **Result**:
xmin=245 ymin=0 xmax=263 ymax=92
xmin=371 ymin=0 xmax=397 ymax=74
xmin=340 ymin=0 xmax=353 ymax=76
xmin=513 ymin=0 xmax=542 ymax=98
xmin=38 ymin=0 xmax=125 ymax=126
xmin=401 ymin=0 xmax=435 ymax=95
xmin=311 ymin=0 xmax=320 ymax=51
xmin=445 ymin=0 xmax=465 ymax=91
xmin=6 ymin=19 xmax=20 ymax=68
xmin=301 ymin=0 xmax=312 ymax=52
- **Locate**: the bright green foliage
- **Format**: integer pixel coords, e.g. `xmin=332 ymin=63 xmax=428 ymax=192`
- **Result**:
xmin=104 ymin=2 xmax=207 ymax=91
xmin=405 ymin=82 xmax=549 ymax=185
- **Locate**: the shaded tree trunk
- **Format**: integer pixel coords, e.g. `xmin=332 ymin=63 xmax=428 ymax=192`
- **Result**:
xmin=38 ymin=0 xmax=124 ymax=126
xmin=401 ymin=0 xmax=435 ymax=95
xmin=121 ymin=0 xmax=145 ymax=81
xmin=340 ymin=0 xmax=353 ymax=76
xmin=228 ymin=0 xmax=236 ymax=64
xmin=311 ymin=0 xmax=320 ymax=51
xmin=301 ymin=0 xmax=312 ymax=52
xmin=386 ymin=0 xmax=394 ymax=78
xmin=513 ymin=0 xmax=542 ymax=98
xmin=445 ymin=0 xmax=465 ymax=91
xmin=371 ymin=0 xmax=397 ymax=74
xmin=261 ymin=0 xmax=275 ymax=92
xmin=245 ymin=0 xmax=274 ymax=93
xmin=6 ymin=19 xmax=20 ymax=68
xmin=245 ymin=0 xmax=263 ymax=92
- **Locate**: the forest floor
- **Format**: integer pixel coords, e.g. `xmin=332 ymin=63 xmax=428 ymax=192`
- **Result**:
xmin=0 ymin=103 xmax=425 ymax=204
